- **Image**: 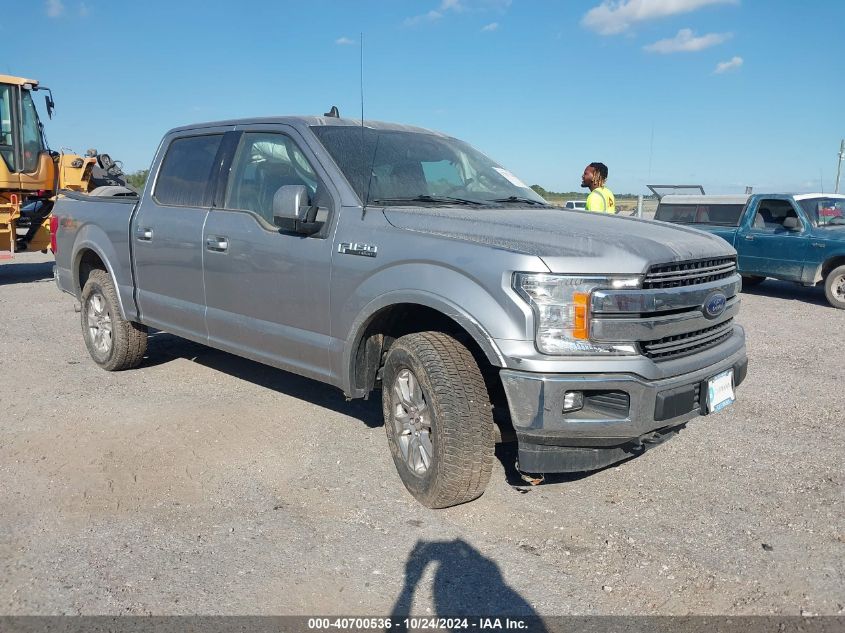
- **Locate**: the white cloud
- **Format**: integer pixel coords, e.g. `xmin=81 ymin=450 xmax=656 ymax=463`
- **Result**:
xmin=582 ymin=0 xmax=738 ymax=35
xmin=644 ymin=28 xmax=731 ymax=53
xmin=481 ymin=22 xmax=499 ymax=31
xmin=335 ymin=37 xmax=356 ymax=45
xmin=714 ymin=55 xmax=743 ymax=73
xmin=405 ymin=0 xmax=511 ymax=26
xmin=404 ymin=9 xmax=444 ymax=26
xmin=46 ymin=0 xmax=64 ymax=17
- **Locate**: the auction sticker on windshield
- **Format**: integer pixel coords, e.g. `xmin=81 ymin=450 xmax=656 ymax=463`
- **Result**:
xmin=707 ymin=369 xmax=735 ymax=413
xmin=493 ymin=167 xmax=528 ymax=189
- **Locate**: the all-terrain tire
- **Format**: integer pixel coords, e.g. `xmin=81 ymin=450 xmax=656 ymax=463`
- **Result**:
xmin=382 ymin=332 xmax=494 ymax=508
xmin=741 ymin=275 xmax=766 ymax=288
xmin=80 ymin=269 xmax=148 ymax=370
xmin=823 ymin=265 xmax=845 ymax=309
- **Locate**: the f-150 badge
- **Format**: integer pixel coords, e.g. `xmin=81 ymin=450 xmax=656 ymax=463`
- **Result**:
xmin=338 ymin=242 xmax=378 ymax=257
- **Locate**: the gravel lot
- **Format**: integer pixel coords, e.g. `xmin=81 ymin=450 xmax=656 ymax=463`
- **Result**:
xmin=1 ymin=251 xmax=843 ymax=617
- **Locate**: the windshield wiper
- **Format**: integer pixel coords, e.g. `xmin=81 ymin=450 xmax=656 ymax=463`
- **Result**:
xmin=370 ymin=195 xmax=486 ymax=206
xmin=489 ymin=196 xmax=551 ymax=207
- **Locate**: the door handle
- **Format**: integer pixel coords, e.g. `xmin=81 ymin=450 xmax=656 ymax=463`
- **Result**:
xmin=205 ymin=236 xmax=229 ymax=252
xmin=136 ymin=227 xmax=153 ymax=241
xmin=743 ymin=235 xmax=755 ymax=241
xmin=812 ymin=242 xmax=826 ymax=249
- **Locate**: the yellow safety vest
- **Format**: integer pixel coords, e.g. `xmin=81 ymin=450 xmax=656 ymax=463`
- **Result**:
xmin=585 ymin=187 xmax=615 ymax=213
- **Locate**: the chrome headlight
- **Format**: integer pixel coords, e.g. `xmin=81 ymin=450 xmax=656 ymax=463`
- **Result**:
xmin=514 ymin=273 xmax=640 ymax=355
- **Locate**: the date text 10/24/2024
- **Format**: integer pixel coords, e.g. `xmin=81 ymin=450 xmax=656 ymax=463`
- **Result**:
xmin=308 ymin=617 xmax=531 ymax=630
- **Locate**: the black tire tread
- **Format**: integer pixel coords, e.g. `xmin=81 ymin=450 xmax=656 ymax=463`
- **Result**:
xmin=384 ymin=331 xmax=494 ymax=508
xmin=823 ymin=265 xmax=845 ymax=309
xmin=81 ymin=269 xmax=148 ymax=371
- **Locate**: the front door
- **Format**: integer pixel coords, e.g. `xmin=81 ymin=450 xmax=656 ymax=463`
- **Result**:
xmin=202 ymin=127 xmax=337 ymax=383
xmin=737 ymin=198 xmax=809 ymax=281
xmin=131 ymin=131 xmax=226 ymax=341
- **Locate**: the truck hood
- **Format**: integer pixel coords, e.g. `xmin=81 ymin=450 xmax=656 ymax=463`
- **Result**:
xmin=382 ymin=206 xmax=736 ymax=274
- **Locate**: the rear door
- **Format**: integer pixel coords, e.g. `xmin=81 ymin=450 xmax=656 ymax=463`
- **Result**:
xmin=131 ymin=128 xmax=229 ymax=341
xmin=201 ymin=124 xmax=339 ymax=383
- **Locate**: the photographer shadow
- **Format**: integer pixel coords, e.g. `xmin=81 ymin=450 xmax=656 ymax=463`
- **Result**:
xmin=390 ymin=538 xmax=547 ymax=631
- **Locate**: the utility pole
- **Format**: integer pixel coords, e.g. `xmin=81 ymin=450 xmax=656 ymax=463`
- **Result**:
xmin=836 ymin=139 xmax=844 ymax=194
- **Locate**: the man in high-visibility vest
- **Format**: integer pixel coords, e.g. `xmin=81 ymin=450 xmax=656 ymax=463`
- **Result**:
xmin=581 ymin=162 xmax=615 ymax=213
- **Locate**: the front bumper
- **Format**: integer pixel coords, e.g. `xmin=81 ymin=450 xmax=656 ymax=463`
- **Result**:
xmin=500 ymin=326 xmax=747 ymax=473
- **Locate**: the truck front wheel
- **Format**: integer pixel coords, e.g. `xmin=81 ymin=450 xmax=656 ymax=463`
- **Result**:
xmin=824 ymin=265 xmax=845 ymax=309
xmin=381 ymin=332 xmax=494 ymax=508
xmin=80 ymin=269 xmax=148 ymax=370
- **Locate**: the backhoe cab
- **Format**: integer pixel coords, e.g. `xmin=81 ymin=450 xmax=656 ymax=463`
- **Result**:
xmin=0 ymin=74 xmax=128 ymax=259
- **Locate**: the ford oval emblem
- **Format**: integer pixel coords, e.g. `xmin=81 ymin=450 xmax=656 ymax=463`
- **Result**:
xmin=703 ymin=293 xmax=727 ymax=318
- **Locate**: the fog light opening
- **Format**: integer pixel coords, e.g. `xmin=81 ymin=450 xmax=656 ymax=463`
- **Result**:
xmin=563 ymin=391 xmax=584 ymax=413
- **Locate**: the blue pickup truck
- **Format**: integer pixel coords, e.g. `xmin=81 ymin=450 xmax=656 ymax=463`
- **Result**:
xmin=655 ymin=192 xmax=845 ymax=308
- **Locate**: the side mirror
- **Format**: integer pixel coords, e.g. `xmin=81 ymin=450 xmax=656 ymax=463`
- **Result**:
xmin=45 ymin=93 xmax=55 ymax=119
xmin=783 ymin=216 xmax=802 ymax=231
xmin=273 ymin=185 xmax=309 ymax=222
xmin=272 ymin=185 xmax=321 ymax=234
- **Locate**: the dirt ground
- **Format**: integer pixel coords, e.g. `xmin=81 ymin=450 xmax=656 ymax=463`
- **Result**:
xmin=1 ymin=251 xmax=843 ymax=617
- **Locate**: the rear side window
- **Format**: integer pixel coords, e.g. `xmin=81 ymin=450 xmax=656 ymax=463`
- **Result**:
xmin=655 ymin=203 xmax=745 ymax=226
xmin=655 ymin=204 xmax=697 ymax=223
xmin=154 ymin=135 xmax=223 ymax=207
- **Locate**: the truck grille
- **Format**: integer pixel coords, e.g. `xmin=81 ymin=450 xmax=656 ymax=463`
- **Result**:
xmin=640 ymin=319 xmax=734 ymax=360
xmin=643 ymin=257 xmax=737 ymax=289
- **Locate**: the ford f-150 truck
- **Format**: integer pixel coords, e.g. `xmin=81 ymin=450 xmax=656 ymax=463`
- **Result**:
xmin=53 ymin=116 xmax=748 ymax=508
xmin=655 ymin=192 xmax=845 ymax=308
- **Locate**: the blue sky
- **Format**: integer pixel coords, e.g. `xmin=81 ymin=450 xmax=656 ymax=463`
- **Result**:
xmin=6 ymin=0 xmax=845 ymax=194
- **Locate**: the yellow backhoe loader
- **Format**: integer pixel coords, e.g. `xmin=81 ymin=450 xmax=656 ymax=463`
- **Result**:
xmin=0 ymin=74 xmax=130 ymax=259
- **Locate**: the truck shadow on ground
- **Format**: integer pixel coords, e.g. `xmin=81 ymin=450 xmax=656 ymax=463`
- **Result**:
xmin=143 ymin=331 xmax=385 ymax=428
xmin=390 ymin=538 xmax=547 ymax=628
xmin=142 ymin=331 xmax=628 ymax=488
xmin=741 ymin=279 xmax=829 ymax=307
xmin=0 ymin=261 xmax=54 ymax=286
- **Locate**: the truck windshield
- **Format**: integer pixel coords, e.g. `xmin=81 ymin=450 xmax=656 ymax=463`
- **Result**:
xmin=798 ymin=197 xmax=845 ymax=227
xmin=310 ymin=125 xmax=548 ymax=207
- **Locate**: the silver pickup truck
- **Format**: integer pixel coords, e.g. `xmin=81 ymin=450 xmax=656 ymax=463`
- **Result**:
xmin=53 ymin=115 xmax=748 ymax=508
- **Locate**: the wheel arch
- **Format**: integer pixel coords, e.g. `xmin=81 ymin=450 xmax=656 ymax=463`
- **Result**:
xmin=817 ymin=254 xmax=845 ymax=283
xmin=342 ymin=293 xmax=506 ymax=399
xmin=72 ymin=242 xmax=130 ymax=320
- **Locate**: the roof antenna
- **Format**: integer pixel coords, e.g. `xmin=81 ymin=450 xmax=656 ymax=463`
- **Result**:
xmin=360 ymin=31 xmax=368 ymax=218
xmin=324 ymin=106 xmax=339 ymax=118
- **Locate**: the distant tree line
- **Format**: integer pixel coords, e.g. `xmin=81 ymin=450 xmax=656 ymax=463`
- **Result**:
xmin=125 ymin=169 xmax=149 ymax=191
xmin=531 ymin=185 xmax=585 ymax=199
xmin=531 ymin=184 xmax=651 ymax=200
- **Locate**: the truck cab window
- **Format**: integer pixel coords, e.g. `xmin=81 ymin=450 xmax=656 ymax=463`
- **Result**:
xmin=0 ymin=84 xmax=16 ymax=171
xmin=224 ymin=133 xmax=320 ymax=225
xmin=20 ymin=91 xmax=45 ymax=173
xmin=753 ymin=199 xmax=798 ymax=230
xmin=154 ymin=135 xmax=223 ymax=207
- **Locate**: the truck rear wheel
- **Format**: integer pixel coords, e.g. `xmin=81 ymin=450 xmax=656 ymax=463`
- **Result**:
xmin=823 ymin=265 xmax=845 ymax=309
xmin=382 ymin=332 xmax=494 ymax=508
xmin=80 ymin=269 xmax=148 ymax=370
